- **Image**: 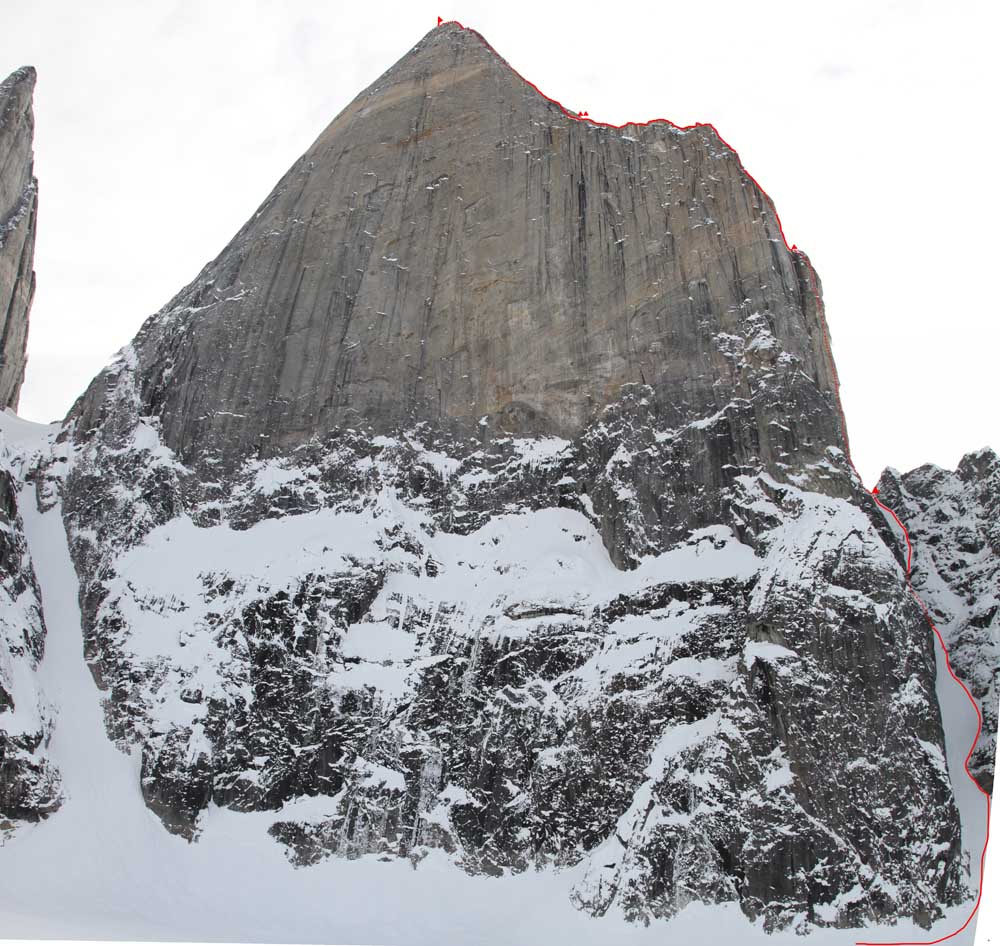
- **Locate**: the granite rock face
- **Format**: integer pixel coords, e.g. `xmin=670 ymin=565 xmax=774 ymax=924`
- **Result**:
xmin=877 ymin=448 xmax=1000 ymax=793
xmin=69 ymin=26 xmax=845 ymax=493
xmin=0 ymin=67 xmax=37 ymax=411
xmin=49 ymin=23 xmax=976 ymax=933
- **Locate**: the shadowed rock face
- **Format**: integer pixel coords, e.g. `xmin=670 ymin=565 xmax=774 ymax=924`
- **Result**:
xmin=69 ymin=24 xmax=844 ymax=477
xmin=0 ymin=67 xmax=37 ymax=411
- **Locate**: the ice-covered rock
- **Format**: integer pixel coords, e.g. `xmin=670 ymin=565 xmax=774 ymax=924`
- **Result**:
xmin=0 ymin=415 xmax=60 ymax=828
xmin=877 ymin=448 xmax=999 ymax=793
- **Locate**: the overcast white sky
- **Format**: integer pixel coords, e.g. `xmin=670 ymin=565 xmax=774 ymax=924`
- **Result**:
xmin=2 ymin=0 xmax=996 ymax=486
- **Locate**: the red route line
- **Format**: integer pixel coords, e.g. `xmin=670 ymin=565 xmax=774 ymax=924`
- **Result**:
xmin=437 ymin=20 xmax=802 ymax=249
xmin=436 ymin=17 xmax=991 ymax=946
xmin=859 ymin=494 xmax=992 ymax=946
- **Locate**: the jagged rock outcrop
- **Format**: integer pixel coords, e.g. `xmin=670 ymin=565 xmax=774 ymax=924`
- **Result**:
xmin=56 ymin=416 xmax=963 ymax=930
xmin=43 ymin=22 xmax=975 ymax=933
xmin=0 ymin=422 xmax=61 ymax=832
xmin=877 ymin=448 xmax=999 ymax=793
xmin=0 ymin=65 xmax=57 ymax=833
xmin=0 ymin=67 xmax=37 ymax=411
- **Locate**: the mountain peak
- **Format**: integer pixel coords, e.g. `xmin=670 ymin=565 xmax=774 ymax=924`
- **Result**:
xmin=0 ymin=65 xmax=36 ymax=94
xmin=0 ymin=24 xmax=989 ymax=943
xmin=410 ymin=20 xmax=507 ymax=60
xmin=72 ymin=20 xmax=842 ymax=489
xmin=338 ymin=19 xmax=531 ymax=132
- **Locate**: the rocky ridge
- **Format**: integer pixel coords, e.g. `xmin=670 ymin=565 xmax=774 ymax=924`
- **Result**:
xmin=0 ymin=418 xmax=60 ymax=830
xmin=877 ymin=449 xmax=999 ymax=793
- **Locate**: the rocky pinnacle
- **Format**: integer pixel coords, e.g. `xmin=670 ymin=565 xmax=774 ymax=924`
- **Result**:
xmin=0 ymin=66 xmax=37 ymax=412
